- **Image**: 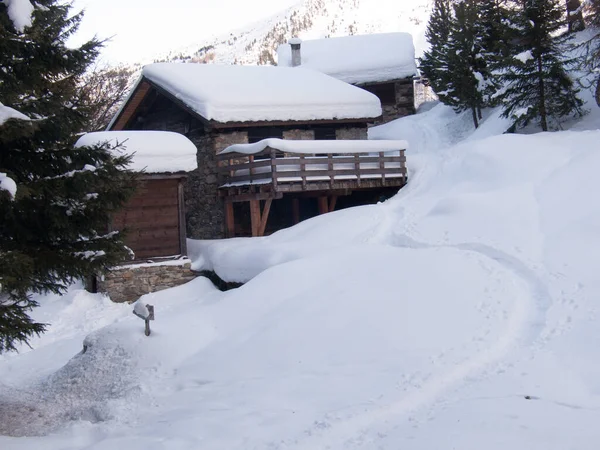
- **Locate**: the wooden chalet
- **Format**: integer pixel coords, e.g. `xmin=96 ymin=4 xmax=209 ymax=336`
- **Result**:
xmin=75 ymin=130 xmax=198 ymax=261
xmin=108 ymin=63 xmax=408 ymax=239
xmin=277 ymin=33 xmax=419 ymax=124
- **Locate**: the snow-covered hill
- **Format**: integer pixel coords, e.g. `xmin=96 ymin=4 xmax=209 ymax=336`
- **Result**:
xmin=2 ymin=81 xmax=600 ymax=448
xmin=155 ymin=0 xmax=432 ymax=65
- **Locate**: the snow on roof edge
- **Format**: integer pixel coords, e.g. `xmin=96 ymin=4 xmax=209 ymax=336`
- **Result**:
xmin=141 ymin=63 xmax=382 ymax=123
xmin=220 ymin=138 xmax=409 ymax=155
xmin=75 ymin=131 xmax=198 ymax=174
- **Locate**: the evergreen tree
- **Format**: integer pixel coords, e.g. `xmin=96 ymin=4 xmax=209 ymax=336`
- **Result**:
xmin=443 ymin=0 xmax=491 ymax=128
xmin=582 ymin=0 xmax=600 ymax=106
xmin=479 ymin=0 xmax=513 ymax=58
xmin=419 ymin=0 xmax=453 ymax=99
xmin=498 ymin=0 xmax=583 ymax=131
xmin=478 ymin=0 xmax=515 ymax=106
xmin=0 ymin=1 xmax=137 ymax=352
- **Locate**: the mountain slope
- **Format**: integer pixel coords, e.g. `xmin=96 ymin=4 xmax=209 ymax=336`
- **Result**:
xmin=155 ymin=0 xmax=432 ymax=66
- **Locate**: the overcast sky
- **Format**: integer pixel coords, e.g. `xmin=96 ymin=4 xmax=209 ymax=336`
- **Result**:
xmin=71 ymin=0 xmax=300 ymax=64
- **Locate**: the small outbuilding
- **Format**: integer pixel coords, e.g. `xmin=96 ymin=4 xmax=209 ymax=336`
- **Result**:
xmin=277 ymin=33 xmax=418 ymax=123
xmin=75 ymin=130 xmax=198 ymax=302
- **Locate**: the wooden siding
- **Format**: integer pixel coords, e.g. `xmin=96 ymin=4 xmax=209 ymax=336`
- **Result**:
xmin=111 ymin=81 xmax=152 ymax=131
xmin=111 ymin=178 xmax=182 ymax=260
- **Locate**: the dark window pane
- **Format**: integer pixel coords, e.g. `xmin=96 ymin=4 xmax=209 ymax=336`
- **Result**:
xmin=248 ymin=127 xmax=283 ymax=143
xmin=314 ymin=128 xmax=336 ymax=140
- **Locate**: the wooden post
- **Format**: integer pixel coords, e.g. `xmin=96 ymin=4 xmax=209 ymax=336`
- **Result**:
xmin=292 ymin=198 xmax=300 ymax=224
xmin=133 ymin=304 xmax=155 ymax=337
xmin=300 ymin=154 xmax=307 ymax=190
xmin=249 ymin=155 xmax=255 ymax=183
xmin=379 ymin=151 xmax=386 ymax=183
xmin=258 ymin=199 xmax=272 ymax=237
xmin=225 ymin=201 xmax=235 ymax=237
xmin=270 ymin=147 xmax=278 ymax=191
xmin=328 ymin=153 xmax=334 ymax=188
xmin=354 ymin=154 xmax=361 ymax=187
xmin=318 ymin=196 xmax=328 ymax=215
xmin=328 ymin=195 xmax=338 ymax=212
xmin=249 ymin=199 xmax=261 ymax=237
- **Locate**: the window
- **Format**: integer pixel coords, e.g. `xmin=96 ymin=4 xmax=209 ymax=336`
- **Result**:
xmin=362 ymin=83 xmax=396 ymax=105
xmin=314 ymin=128 xmax=337 ymax=140
xmin=247 ymin=127 xmax=283 ymax=143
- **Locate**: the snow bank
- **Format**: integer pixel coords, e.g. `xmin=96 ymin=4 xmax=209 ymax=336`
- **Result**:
xmin=75 ymin=131 xmax=197 ymax=173
xmin=4 ymin=85 xmax=600 ymax=449
xmin=0 ymin=101 xmax=30 ymax=125
xmin=140 ymin=63 xmax=382 ymax=123
xmin=277 ymin=32 xmax=418 ymax=84
xmin=220 ymin=138 xmax=408 ymax=155
xmin=1 ymin=0 xmax=34 ymax=32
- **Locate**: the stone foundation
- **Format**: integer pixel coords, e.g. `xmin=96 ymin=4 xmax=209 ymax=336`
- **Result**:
xmin=98 ymin=260 xmax=196 ymax=303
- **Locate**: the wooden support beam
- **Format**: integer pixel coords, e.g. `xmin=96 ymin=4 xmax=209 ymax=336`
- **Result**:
xmin=223 ymin=192 xmax=282 ymax=203
xmin=258 ymin=199 xmax=272 ymax=237
xmin=292 ymin=198 xmax=300 ymax=224
xmin=318 ymin=196 xmax=328 ymax=215
xmin=250 ymin=200 xmax=261 ymax=237
xmin=225 ymin=202 xmax=235 ymax=238
xmin=328 ymin=195 xmax=338 ymax=212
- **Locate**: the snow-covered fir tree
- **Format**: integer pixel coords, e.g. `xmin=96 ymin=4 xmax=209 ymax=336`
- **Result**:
xmin=443 ymin=0 xmax=494 ymax=128
xmin=477 ymin=0 xmax=514 ymax=105
xmin=498 ymin=0 xmax=583 ymax=131
xmin=0 ymin=0 xmax=137 ymax=352
xmin=582 ymin=0 xmax=600 ymax=106
xmin=419 ymin=0 xmax=453 ymax=100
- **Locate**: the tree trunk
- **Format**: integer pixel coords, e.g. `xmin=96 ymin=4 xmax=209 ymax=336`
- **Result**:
xmin=537 ymin=55 xmax=548 ymax=132
xmin=596 ymin=75 xmax=600 ymax=108
xmin=566 ymin=0 xmax=585 ymax=33
xmin=471 ymin=106 xmax=479 ymax=129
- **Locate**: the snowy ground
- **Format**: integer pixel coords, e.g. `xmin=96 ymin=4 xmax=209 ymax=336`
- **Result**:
xmin=2 ymin=97 xmax=600 ymax=448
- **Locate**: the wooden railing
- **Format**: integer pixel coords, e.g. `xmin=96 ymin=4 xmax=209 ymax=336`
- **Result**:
xmin=217 ymin=147 xmax=407 ymax=190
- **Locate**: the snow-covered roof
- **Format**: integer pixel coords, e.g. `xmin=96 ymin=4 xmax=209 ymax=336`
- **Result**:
xmin=220 ymin=138 xmax=409 ymax=155
xmin=136 ymin=63 xmax=382 ymax=123
xmin=75 ymin=131 xmax=197 ymax=174
xmin=277 ymin=33 xmax=418 ymax=85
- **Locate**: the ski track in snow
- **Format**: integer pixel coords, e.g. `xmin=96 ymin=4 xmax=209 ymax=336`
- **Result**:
xmin=282 ymin=236 xmax=552 ymax=449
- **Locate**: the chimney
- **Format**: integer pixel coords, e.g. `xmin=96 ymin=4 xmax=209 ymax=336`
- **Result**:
xmin=289 ymin=38 xmax=302 ymax=67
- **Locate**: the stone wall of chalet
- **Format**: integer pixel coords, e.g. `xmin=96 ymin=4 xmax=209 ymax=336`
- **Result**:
xmin=336 ymin=126 xmax=368 ymax=140
xmin=382 ymin=80 xmax=415 ymax=124
xmin=185 ymin=130 xmax=248 ymax=239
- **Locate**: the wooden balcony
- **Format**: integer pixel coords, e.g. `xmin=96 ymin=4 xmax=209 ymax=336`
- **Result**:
xmin=216 ymin=140 xmax=408 ymax=237
xmin=217 ymin=146 xmax=407 ymax=196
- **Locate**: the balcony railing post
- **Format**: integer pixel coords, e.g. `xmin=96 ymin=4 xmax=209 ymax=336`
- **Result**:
xmin=249 ymin=155 xmax=255 ymax=183
xmin=300 ymin=154 xmax=307 ymax=190
xmin=379 ymin=151 xmax=386 ymax=183
xmin=270 ymin=147 xmax=278 ymax=190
